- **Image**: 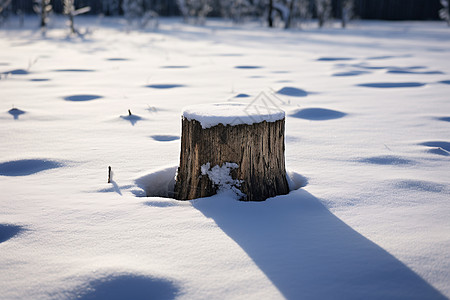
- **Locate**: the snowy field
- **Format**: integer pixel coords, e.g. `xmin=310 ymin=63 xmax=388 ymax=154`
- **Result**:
xmin=1 ymin=15 xmax=450 ymax=299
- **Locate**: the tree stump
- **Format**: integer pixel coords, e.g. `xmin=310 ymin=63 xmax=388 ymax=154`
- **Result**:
xmin=174 ymin=103 xmax=289 ymax=201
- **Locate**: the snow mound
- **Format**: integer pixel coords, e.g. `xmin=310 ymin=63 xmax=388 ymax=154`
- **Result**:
xmin=134 ymin=166 xmax=177 ymax=198
xmin=286 ymin=170 xmax=308 ymax=190
xmin=182 ymin=103 xmax=285 ymax=129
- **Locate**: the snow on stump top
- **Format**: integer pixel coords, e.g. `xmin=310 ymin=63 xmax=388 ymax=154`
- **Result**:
xmin=175 ymin=102 xmax=289 ymax=201
xmin=182 ymin=103 xmax=285 ymax=128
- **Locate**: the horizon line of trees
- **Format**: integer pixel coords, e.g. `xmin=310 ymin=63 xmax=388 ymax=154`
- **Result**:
xmin=3 ymin=0 xmax=445 ymax=19
xmin=1 ymin=0 xmax=448 ymax=31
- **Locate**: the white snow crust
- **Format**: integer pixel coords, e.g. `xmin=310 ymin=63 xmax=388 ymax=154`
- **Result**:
xmin=182 ymin=102 xmax=285 ymax=128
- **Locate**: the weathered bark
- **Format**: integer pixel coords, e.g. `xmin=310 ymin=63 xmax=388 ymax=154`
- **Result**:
xmin=174 ymin=118 xmax=289 ymax=201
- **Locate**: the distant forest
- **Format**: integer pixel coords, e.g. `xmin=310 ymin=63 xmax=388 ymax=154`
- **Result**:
xmin=9 ymin=0 xmax=444 ymax=20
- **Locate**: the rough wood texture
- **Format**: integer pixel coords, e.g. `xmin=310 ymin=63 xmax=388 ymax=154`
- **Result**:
xmin=174 ymin=117 xmax=289 ymax=201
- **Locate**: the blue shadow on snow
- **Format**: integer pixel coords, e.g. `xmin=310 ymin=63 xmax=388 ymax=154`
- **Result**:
xmin=393 ymin=180 xmax=446 ymax=193
xmin=30 ymin=78 xmax=50 ymax=82
xmin=2 ymin=69 xmax=29 ymax=75
xmin=0 ymin=159 xmax=63 ymax=176
xmin=358 ymin=155 xmax=414 ymax=166
xmin=151 ymin=135 xmax=180 ymax=142
xmin=145 ymin=84 xmax=185 ymax=89
xmin=387 ymin=69 xmax=444 ymax=75
xmin=332 ymin=70 xmax=370 ymax=77
xmin=420 ymin=141 xmax=450 ymax=156
xmin=317 ymin=57 xmax=354 ymax=61
xmin=64 ymin=95 xmax=103 ymax=101
xmin=8 ymin=108 xmax=26 ymax=120
xmin=120 ymin=114 xmax=143 ymax=126
xmin=160 ymin=65 xmax=190 ymax=69
xmin=234 ymin=65 xmax=263 ymax=69
xmin=0 ymin=224 xmax=25 ymax=243
xmin=436 ymin=117 xmax=450 ymax=122
xmin=54 ymin=69 xmax=95 ymax=72
xmin=193 ymin=190 xmax=447 ymax=300
xmin=234 ymin=93 xmax=251 ymax=98
xmin=276 ymin=87 xmax=308 ymax=97
xmin=290 ymin=108 xmax=346 ymax=121
xmin=75 ymin=274 xmax=179 ymax=300
xmin=420 ymin=141 xmax=450 ymax=152
xmin=357 ymin=82 xmax=426 ymax=88
xmin=106 ymin=58 xmax=129 ymax=61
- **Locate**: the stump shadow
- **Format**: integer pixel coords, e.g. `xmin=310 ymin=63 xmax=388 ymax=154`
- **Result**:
xmin=74 ymin=274 xmax=179 ymax=300
xmin=0 ymin=224 xmax=25 ymax=244
xmin=193 ymin=190 xmax=447 ymax=300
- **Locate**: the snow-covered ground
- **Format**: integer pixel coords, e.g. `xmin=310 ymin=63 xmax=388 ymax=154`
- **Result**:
xmin=1 ymin=16 xmax=449 ymax=299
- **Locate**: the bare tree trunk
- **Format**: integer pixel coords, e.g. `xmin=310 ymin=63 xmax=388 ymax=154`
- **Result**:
xmin=174 ymin=118 xmax=289 ymax=201
xmin=285 ymin=0 xmax=296 ymax=29
xmin=268 ymin=0 xmax=274 ymax=27
xmin=40 ymin=0 xmax=46 ymax=27
xmin=69 ymin=13 xmax=75 ymax=33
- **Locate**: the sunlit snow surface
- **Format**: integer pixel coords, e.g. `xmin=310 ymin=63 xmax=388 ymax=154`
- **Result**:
xmin=1 ymin=16 xmax=450 ymax=299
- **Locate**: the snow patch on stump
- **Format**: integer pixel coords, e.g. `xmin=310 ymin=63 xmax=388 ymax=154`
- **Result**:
xmin=201 ymin=162 xmax=244 ymax=198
